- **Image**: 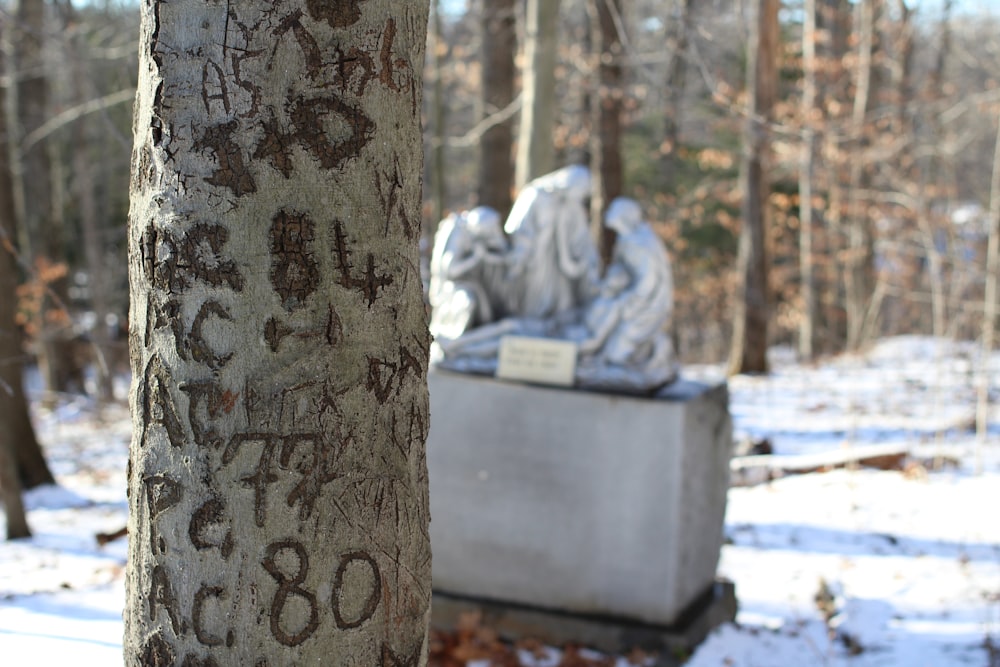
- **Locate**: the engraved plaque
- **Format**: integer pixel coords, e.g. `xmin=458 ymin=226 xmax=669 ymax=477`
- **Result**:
xmin=496 ymin=336 xmax=577 ymax=387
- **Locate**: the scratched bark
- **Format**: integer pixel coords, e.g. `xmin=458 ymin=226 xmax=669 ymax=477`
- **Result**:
xmin=124 ymin=1 xmax=431 ymax=664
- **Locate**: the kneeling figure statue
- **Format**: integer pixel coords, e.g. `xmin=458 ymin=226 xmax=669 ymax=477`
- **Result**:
xmin=429 ymin=166 xmax=677 ymax=393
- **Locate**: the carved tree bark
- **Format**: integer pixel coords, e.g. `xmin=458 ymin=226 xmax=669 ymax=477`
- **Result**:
xmin=477 ymin=0 xmax=516 ymax=218
xmin=516 ymin=0 xmax=560 ymax=189
xmin=125 ymin=2 xmax=431 ymax=664
xmin=729 ymin=0 xmax=778 ymax=375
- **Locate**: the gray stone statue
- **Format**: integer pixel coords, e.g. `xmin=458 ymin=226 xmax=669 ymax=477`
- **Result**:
xmin=428 ymin=169 xmax=677 ymax=392
xmin=428 ymin=207 xmax=508 ymax=340
xmin=573 ymin=197 xmax=677 ymax=390
xmin=501 ymin=164 xmax=599 ymax=319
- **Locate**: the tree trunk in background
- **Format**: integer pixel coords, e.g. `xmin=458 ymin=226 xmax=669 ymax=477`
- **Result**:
xmin=889 ymin=0 xmax=943 ymax=339
xmin=68 ymin=12 xmax=115 ymax=403
xmin=588 ymin=0 xmax=624 ymax=269
xmin=844 ymin=0 xmax=879 ymax=351
xmin=730 ymin=0 xmax=778 ymax=375
xmin=816 ymin=0 xmax=851 ymax=352
xmin=14 ymin=0 xmax=83 ymax=395
xmin=0 ymin=39 xmax=38 ymax=538
xmin=0 ymin=268 xmax=31 ymax=538
xmin=934 ymin=1 xmax=963 ymax=337
xmin=976 ymin=112 xmax=1000 ymax=476
xmin=661 ymin=0 xmax=692 ymax=188
xmin=0 ymin=416 xmax=30 ymax=539
xmin=799 ymin=0 xmax=817 ymax=360
xmin=478 ymin=0 xmax=516 ymax=218
xmin=124 ymin=1 xmax=432 ymax=664
xmin=0 ymin=29 xmax=54 ymax=491
xmin=516 ymin=0 xmax=560 ymax=189
xmin=430 ymin=0 xmax=447 ymax=226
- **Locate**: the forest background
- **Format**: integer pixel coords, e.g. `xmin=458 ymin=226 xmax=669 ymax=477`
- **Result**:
xmin=0 ymin=2 xmax=998 ymax=662
xmin=2 ymin=0 xmax=1000 ymax=411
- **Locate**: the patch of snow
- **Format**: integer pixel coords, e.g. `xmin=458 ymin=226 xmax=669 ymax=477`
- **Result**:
xmin=1 ymin=336 xmax=998 ymax=666
xmin=22 ymin=484 xmax=94 ymax=510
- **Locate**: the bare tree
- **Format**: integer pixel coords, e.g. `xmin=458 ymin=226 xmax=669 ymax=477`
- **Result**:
xmin=799 ymin=0 xmax=818 ymax=360
xmin=516 ymin=0 xmax=561 ymax=188
xmin=813 ymin=0 xmax=852 ymax=353
xmin=976 ymin=111 xmax=1000 ymax=475
xmin=588 ymin=0 xmax=625 ymax=268
xmin=429 ymin=0 xmax=448 ymax=225
xmin=843 ymin=0 xmax=879 ymax=350
xmin=124 ymin=1 xmax=432 ymax=663
xmin=478 ymin=0 xmax=516 ymax=218
xmin=0 ymin=13 xmax=53 ymax=489
xmin=661 ymin=0 xmax=693 ymax=188
xmin=730 ymin=0 xmax=778 ymax=374
xmin=55 ymin=1 xmax=117 ymax=403
xmin=13 ymin=0 xmax=84 ymax=394
xmin=0 ymin=38 xmax=32 ymax=539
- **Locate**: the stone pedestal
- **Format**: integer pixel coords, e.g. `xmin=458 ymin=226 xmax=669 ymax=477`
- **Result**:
xmin=432 ymin=581 xmax=737 ymax=657
xmin=427 ymin=369 xmax=734 ymax=638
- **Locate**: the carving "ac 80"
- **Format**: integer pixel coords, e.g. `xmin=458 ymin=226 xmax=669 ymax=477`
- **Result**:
xmin=262 ymin=539 xmax=382 ymax=646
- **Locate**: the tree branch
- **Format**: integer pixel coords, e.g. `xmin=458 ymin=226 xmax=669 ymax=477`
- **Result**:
xmin=20 ymin=87 xmax=135 ymax=153
xmin=441 ymin=92 xmax=522 ymax=149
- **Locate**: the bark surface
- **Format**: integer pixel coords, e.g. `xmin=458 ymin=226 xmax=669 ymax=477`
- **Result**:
xmin=125 ymin=2 xmax=431 ymax=664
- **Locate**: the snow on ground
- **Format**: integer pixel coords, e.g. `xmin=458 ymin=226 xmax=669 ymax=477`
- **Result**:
xmin=696 ymin=468 xmax=1000 ymax=666
xmin=1 ymin=336 xmax=999 ymax=665
xmin=0 ymin=401 xmax=130 ymax=663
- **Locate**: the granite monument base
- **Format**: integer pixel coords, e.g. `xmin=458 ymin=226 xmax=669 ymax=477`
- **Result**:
xmin=432 ymin=580 xmax=737 ymax=658
xmin=427 ymin=368 xmax=734 ymax=644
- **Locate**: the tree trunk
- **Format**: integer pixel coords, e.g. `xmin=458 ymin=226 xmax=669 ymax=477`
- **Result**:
xmin=0 ymin=38 xmax=34 ymax=539
xmin=76 ymin=117 xmax=115 ymax=402
xmin=815 ymin=0 xmax=851 ymax=353
xmin=516 ymin=0 xmax=561 ymax=189
xmin=429 ymin=0 xmax=447 ymax=226
xmin=890 ymin=0 xmax=943 ymax=339
xmin=799 ymin=0 xmax=818 ymax=360
xmin=0 ymin=216 xmax=32 ymax=541
xmin=661 ymin=0 xmax=692 ymax=188
xmin=14 ymin=0 xmax=84 ymax=395
xmin=976 ymin=111 xmax=1000 ymax=476
xmin=0 ymin=22 xmax=54 ymax=491
xmin=124 ymin=2 xmax=432 ymax=664
xmin=933 ymin=1 xmax=956 ymax=337
xmin=729 ymin=0 xmax=778 ymax=375
xmin=0 ymin=424 xmax=30 ymax=540
xmin=64 ymin=3 xmax=115 ymax=403
xmin=588 ymin=0 xmax=624 ymax=269
xmin=478 ymin=0 xmax=516 ymax=218
xmin=844 ymin=0 xmax=878 ymax=351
